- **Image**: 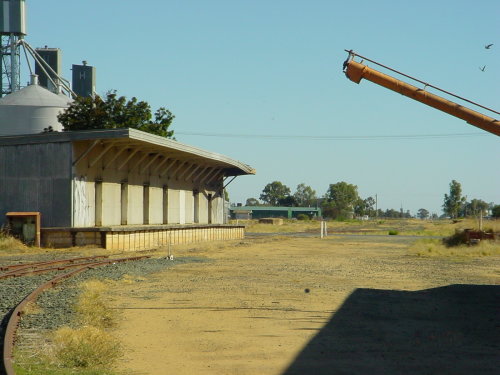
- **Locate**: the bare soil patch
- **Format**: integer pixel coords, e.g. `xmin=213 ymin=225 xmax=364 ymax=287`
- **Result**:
xmin=110 ymin=235 xmax=499 ymax=375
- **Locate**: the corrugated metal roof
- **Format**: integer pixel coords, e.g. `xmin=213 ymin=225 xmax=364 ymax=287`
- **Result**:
xmin=0 ymin=128 xmax=256 ymax=176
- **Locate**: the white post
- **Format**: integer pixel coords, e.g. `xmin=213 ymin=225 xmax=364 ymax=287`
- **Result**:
xmin=167 ymin=238 xmax=173 ymax=260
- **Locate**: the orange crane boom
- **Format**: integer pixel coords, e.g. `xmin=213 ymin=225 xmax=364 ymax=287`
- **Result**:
xmin=344 ymin=55 xmax=500 ymax=137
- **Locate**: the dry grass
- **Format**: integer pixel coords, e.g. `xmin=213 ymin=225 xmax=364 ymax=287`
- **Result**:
xmin=23 ymin=300 xmax=43 ymax=316
xmin=14 ymin=279 xmax=123 ymax=374
xmin=240 ymin=218 xmax=500 ymax=237
xmin=75 ymin=280 xmax=118 ymax=329
xmin=0 ymin=232 xmax=28 ymax=251
xmin=43 ymin=280 xmax=122 ymax=370
xmin=50 ymin=326 xmax=121 ymax=368
xmin=409 ymin=238 xmax=500 ymax=257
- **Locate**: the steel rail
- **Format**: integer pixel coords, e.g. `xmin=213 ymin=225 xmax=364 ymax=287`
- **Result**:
xmin=2 ymin=255 xmax=150 ymax=375
xmin=0 ymin=259 xmax=115 ymax=280
xmin=0 ymin=255 xmax=109 ymax=272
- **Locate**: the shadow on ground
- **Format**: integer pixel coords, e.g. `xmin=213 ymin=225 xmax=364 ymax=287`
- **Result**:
xmin=283 ymin=284 xmax=499 ymax=375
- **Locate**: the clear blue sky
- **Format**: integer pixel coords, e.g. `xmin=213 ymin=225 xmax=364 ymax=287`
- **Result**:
xmin=26 ymin=0 xmax=499 ymax=216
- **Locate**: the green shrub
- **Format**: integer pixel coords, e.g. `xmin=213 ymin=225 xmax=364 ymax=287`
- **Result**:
xmin=388 ymin=230 xmax=399 ymax=235
xmin=296 ymin=214 xmax=310 ymax=221
xmin=443 ymin=230 xmax=468 ymax=247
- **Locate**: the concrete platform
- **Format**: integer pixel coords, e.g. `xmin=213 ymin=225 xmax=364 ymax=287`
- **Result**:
xmin=42 ymin=224 xmax=245 ymax=251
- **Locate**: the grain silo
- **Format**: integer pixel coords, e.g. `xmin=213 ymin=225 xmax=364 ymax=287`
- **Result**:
xmin=0 ymin=75 xmax=72 ymax=135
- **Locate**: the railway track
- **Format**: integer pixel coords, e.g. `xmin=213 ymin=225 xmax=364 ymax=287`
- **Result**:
xmin=1 ymin=254 xmax=151 ymax=375
xmin=0 ymin=255 xmax=110 ymax=279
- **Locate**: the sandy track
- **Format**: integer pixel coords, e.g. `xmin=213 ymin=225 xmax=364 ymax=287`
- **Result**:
xmin=110 ymin=235 xmax=499 ymax=375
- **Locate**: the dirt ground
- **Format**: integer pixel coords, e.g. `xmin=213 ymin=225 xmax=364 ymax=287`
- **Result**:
xmin=109 ymin=235 xmax=499 ymax=375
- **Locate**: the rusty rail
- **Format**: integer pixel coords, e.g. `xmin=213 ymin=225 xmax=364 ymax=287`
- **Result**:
xmin=0 ymin=255 xmax=109 ymax=272
xmin=0 ymin=259 xmax=111 ymax=280
xmin=2 ymin=255 xmax=150 ymax=375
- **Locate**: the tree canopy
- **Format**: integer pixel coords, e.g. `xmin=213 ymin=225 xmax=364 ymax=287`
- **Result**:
xmin=462 ymin=199 xmax=489 ymax=217
xmin=278 ymin=195 xmax=298 ymax=207
xmin=245 ymin=198 xmax=260 ymax=206
xmin=443 ymin=180 xmax=466 ymax=218
xmin=323 ymin=182 xmax=360 ymax=219
xmin=492 ymin=205 xmax=500 ymax=218
xmin=293 ymin=183 xmax=317 ymax=207
xmin=417 ymin=208 xmax=429 ymax=220
xmin=260 ymin=181 xmax=291 ymax=206
xmin=354 ymin=196 xmax=376 ymax=217
xmin=58 ymin=91 xmax=175 ymax=138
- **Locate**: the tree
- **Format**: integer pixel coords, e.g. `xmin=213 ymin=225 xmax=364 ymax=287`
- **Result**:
xmin=58 ymin=91 xmax=175 ymax=138
xmin=353 ymin=198 xmax=366 ymax=217
xmin=278 ymin=195 xmax=297 ymax=207
xmin=382 ymin=208 xmax=401 ymax=218
xmin=260 ymin=181 xmax=291 ymax=206
xmin=323 ymin=182 xmax=360 ymax=219
xmin=443 ymin=180 xmax=466 ymax=219
xmin=354 ymin=196 xmax=376 ymax=217
xmin=417 ymin=208 xmax=429 ymax=220
xmin=364 ymin=197 xmax=376 ymax=217
xmin=245 ymin=198 xmax=260 ymax=206
xmin=293 ymin=183 xmax=317 ymax=207
xmin=463 ymin=199 xmax=489 ymax=217
xmin=492 ymin=205 xmax=500 ymax=218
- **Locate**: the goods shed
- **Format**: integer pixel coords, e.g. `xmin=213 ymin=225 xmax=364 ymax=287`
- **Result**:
xmin=0 ymin=128 xmax=255 ymax=250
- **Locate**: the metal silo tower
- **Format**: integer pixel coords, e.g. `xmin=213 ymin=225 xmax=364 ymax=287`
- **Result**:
xmin=0 ymin=0 xmax=26 ymax=97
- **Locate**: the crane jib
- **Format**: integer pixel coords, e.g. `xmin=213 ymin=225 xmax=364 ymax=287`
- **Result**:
xmin=344 ymin=59 xmax=500 ymax=137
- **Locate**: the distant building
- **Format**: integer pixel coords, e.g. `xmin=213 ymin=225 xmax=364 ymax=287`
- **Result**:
xmin=230 ymin=206 xmax=321 ymax=220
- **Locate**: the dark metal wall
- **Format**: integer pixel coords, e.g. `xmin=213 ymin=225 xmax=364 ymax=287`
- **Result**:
xmin=0 ymin=142 xmax=72 ymax=227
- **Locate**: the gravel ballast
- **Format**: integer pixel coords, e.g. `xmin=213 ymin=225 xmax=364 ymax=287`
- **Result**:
xmin=0 ymin=254 xmax=207 ymax=354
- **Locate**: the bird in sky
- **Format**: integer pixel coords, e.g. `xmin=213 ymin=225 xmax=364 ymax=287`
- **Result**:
xmin=485 ymin=43 xmax=493 ymax=49
xmin=479 ymin=65 xmax=486 ymax=72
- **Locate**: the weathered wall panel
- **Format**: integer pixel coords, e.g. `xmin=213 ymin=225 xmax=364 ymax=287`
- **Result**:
xmin=73 ymin=177 xmax=93 ymax=227
xmin=179 ymin=190 xmax=186 ymax=224
xmin=148 ymin=186 xmax=163 ymax=224
xmin=185 ymin=190 xmax=194 ymax=224
xmin=212 ymin=195 xmax=224 ymax=224
xmin=168 ymin=189 xmax=180 ymax=224
xmin=127 ymin=184 xmax=144 ymax=224
xmin=0 ymin=142 xmax=72 ymax=227
xmin=197 ymin=191 xmax=210 ymax=224
xmin=102 ymin=182 xmax=121 ymax=225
